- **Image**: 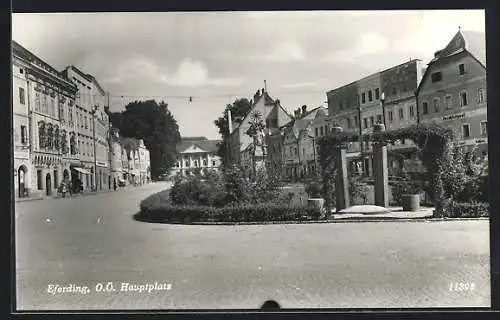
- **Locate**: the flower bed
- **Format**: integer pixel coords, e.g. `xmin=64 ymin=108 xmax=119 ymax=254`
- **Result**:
xmin=139 ymin=201 xmax=323 ymax=224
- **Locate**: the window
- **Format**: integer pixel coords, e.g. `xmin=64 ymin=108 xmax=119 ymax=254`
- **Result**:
xmin=19 ymin=87 xmax=25 ymax=105
xmin=20 ymin=68 xmax=23 ymax=74
xmin=354 ymin=115 xmax=359 ymax=127
xmin=85 ymin=116 xmax=88 ymax=129
xmin=363 ymin=118 xmax=368 ymax=129
xmin=42 ymin=94 xmax=48 ymax=114
xmin=392 ymin=85 xmax=397 ymax=95
xmin=370 ymin=116 xmax=374 ymax=127
xmin=362 ymin=93 xmax=366 ymax=104
xmin=422 ymin=102 xmax=429 ymax=115
xmin=478 ymin=88 xmax=485 ymax=104
xmin=324 ymin=126 xmax=328 ymax=134
xmin=375 ymin=88 xmax=380 ymax=100
xmin=377 ymin=115 xmax=382 ymax=124
xmin=445 ymin=95 xmax=452 ymax=109
xmin=347 ymin=117 xmax=352 ymax=129
xmin=368 ymin=90 xmax=373 ymax=102
xmin=176 ymin=162 xmax=180 ymax=168
xmin=402 ymin=82 xmax=407 ymax=92
xmin=433 ymin=98 xmax=440 ymax=113
xmin=459 ymin=63 xmax=465 ymax=75
xmin=409 ymin=105 xmax=415 ymax=118
xmin=35 ymin=93 xmax=41 ymax=112
xmin=460 ymin=91 xmax=468 ymax=107
xmin=212 ymin=160 xmax=216 ymax=166
xmin=303 ymin=148 xmax=305 ymax=156
xmin=481 ymin=121 xmax=488 ymax=137
xmin=37 ymin=170 xmax=42 ymax=190
xmin=462 ymin=124 xmax=470 ymax=138
xmin=315 ymin=128 xmax=318 ymax=137
xmin=294 ymin=148 xmax=298 ymax=156
xmin=320 ymin=126 xmax=324 ymax=136
xmin=339 ymin=101 xmax=343 ymax=110
xmin=194 ymin=161 xmax=199 ymax=167
xmin=50 ymin=98 xmax=56 ymax=116
xmin=21 ymin=125 xmax=27 ymax=144
xmin=398 ymin=108 xmax=404 ymax=120
xmin=431 ymin=72 xmax=442 ymax=83
xmin=388 ymin=111 xmax=393 ymax=122
xmin=185 ymin=161 xmax=190 ymax=167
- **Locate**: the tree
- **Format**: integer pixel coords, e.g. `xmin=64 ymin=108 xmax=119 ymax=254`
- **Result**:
xmin=214 ymin=98 xmax=252 ymax=166
xmin=245 ymin=110 xmax=266 ymax=181
xmin=108 ymin=100 xmax=181 ymax=180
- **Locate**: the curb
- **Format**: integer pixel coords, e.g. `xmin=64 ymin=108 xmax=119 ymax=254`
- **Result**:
xmin=135 ymin=215 xmax=489 ymax=226
xmin=15 ymin=197 xmax=44 ymax=203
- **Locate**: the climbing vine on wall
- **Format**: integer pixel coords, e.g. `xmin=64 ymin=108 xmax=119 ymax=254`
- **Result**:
xmin=316 ymin=123 xmax=454 ymax=213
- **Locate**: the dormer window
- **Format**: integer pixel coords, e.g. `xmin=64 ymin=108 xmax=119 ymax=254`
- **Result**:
xmin=459 ymin=63 xmax=466 ymax=75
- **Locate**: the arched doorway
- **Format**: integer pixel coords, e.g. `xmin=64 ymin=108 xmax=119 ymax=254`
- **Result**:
xmin=45 ymin=173 xmax=52 ymax=196
xmin=18 ymin=166 xmax=27 ymax=197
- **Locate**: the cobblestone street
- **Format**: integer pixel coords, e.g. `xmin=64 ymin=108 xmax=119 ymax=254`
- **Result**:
xmin=15 ymin=181 xmax=490 ymax=310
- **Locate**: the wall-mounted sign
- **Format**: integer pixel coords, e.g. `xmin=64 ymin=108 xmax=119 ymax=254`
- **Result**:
xmin=443 ymin=113 xmax=465 ymax=121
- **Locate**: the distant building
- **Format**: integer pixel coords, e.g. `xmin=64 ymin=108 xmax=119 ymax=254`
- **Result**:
xmin=279 ymin=106 xmax=326 ymax=179
xmin=108 ymin=127 xmax=124 ymax=187
xmin=327 ymin=59 xmax=425 ymax=176
xmin=173 ymin=137 xmax=222 ymax=176
xmin=138 ymin=140 xmax=151 ymax=184
xmin=62 ymin=65 xmax=110 ymax=191
xmin=227 ymin=89 xmax=291 ymax=169
xmin=417 ymin=29 xmax=487 ymax=157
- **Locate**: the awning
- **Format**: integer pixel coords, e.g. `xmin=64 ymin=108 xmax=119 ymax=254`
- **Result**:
xmin=73 ymin=167 xmax=91 ymax=174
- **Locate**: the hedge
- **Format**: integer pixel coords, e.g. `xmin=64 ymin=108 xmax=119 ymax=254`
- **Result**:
xmin=139 ymin=202 xmax=323 ymax=223
xmin=434 ymin=201 xmax=489 ymax=218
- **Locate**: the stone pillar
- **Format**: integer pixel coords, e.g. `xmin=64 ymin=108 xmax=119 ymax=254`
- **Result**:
xmin=332 ymin=126 xmax=350 ymax=211
xmin=373 ymin=123 xmax=389 ymax=208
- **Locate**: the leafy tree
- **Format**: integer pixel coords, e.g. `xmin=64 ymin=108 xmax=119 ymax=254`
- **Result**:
xmin=214 ymin=98 xmax=252 ymax=166
xmin=108 ymin=100 xmax=181 ymax=180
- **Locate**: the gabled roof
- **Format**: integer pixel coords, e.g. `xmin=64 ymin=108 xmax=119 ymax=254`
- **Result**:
xmin=176 ymin=138 xmax=221 ymax=154
xmin=233 ymin=90 xmax=276 ymax=132
xmin=417 ymin=29 xmax=486 ymax=94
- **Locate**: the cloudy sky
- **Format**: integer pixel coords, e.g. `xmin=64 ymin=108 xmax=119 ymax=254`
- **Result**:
xmin=12 ymin=10 xmax=485 ymax=140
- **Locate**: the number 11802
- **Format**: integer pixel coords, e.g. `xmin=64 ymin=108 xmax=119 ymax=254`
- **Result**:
xmin=449 ymin=282 xmax=476 ymax=292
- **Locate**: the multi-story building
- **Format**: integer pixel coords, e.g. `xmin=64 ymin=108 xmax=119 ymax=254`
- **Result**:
xmin=280 ymin=106 xmax=325 ymax=180
xmin=227 ymin=89 xmax=290 ymax=168
xmin=12 ymin=45 xmax=32 ymax=198
xmin=173 ymin=137 xmax=222 ymax=176
xmin=61 ymin=65 xmax=110 ymax=191
xmin=108 ymin=127 xmax=124 ymax=187
xmin=13 ymin=41 xmax=79 ymax=197
xmin=417 ymin=29 xmax=487 ymax=157
xmin=327 ymin=59 xmax=425 ymax=176
xmin=138 ymin=140 xmax=151 ymax=184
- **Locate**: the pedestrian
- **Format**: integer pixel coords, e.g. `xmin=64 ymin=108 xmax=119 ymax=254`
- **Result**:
xmin=113 ymin=178 xmax=117 ymax=191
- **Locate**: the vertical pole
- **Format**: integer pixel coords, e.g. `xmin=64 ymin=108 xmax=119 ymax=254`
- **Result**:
xmin=373 ymin=123 xmax=389 ymax=207
xmin=92 ymin=108 xmax=98 ymax=192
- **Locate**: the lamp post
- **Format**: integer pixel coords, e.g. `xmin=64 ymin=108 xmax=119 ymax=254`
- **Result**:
xmin=90 ymin=105 xmax=98 ymax=192
xmin=381 ymin=92 xmax=386 ymax=127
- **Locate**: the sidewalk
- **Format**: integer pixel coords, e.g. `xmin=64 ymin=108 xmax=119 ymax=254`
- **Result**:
xmin=332 ymin=206 xmax=435 ymax=220
xmin=15 ymin=187 xmax=122 ymax=203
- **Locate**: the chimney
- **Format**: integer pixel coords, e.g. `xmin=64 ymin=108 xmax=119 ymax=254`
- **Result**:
xmin=228 ymin=109 xmax=233 ymax=135
xmin=301 ymin=105 xmax=307 ymax=117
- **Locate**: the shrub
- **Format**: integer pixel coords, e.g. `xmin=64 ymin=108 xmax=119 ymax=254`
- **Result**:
xmin=305 ymin=175 xmax=323 ymax=198
xmin=139 ymin=202 xmax=323 ymax=223
xmin=435 ymin=201 xmax=489 ymax=218
xmin=140 ymin=188 xmax=170 ymax=212
xmin=169 ymin=174 xmax=227 ymax=207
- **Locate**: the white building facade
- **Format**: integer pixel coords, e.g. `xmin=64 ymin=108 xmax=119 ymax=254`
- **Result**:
xmin=13 ymin=41 xmax=79 ymax=197
xmin=173 ymin=137 xmax=222 ymax=177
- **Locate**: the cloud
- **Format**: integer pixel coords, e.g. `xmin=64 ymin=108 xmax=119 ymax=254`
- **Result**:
xmin=161 ymin=58 xmax=245 ymax=87
xmin=280 ymin=82 xmax=317 ymax=89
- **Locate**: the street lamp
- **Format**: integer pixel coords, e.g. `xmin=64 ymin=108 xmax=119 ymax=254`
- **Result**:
xmin=381 ymin=92 xmax=386 ymax=127
xmin=90 ymin=105 xmax=98 ymax=192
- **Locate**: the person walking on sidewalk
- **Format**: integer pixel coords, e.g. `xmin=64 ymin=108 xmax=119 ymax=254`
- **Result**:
xmin=113 ymin=178 xmax=117 ymax=191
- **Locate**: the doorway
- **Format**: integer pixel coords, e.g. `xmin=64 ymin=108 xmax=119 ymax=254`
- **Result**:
xmin=18 ymin=166 xmax=27 ymax=197
xmin=45 ymin=173 xmax=52 ymax=196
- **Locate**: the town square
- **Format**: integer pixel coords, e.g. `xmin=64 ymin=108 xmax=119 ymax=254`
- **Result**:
xmin=13 ymin=10 xmax=489 ymax=310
